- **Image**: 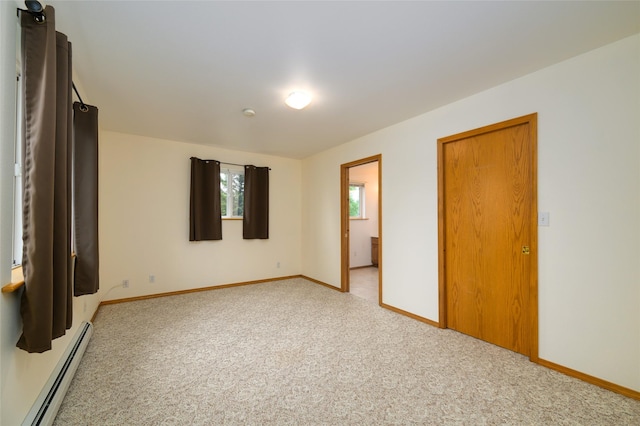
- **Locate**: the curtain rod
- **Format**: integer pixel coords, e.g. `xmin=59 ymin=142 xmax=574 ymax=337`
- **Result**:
xmin=191 ymin=157 xmax=271 ymax=171
xmin=20 ymin=2 xmax=89 ymax=110
xmin=18 ymin=1 xmax=45 ymax=22
xmin=221 ymin=161 xmax=246 ymax=168
xmin=72 ymin=83 xmax=88 ymax=110
xmin=222 ymin=162 xmax=272 ymax=171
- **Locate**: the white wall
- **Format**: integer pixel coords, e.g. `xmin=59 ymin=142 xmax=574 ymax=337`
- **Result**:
xmin=0 ymin=3 xmax=101 ymax=424
xmin=98 ymin=132 xmax=302 ymax=301
xmin=349 ymin=162 xmax=379 ymax=268
xmin=301 ymin=35 xmax=640 ymax=392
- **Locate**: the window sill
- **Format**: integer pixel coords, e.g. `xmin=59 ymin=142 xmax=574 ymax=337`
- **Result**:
xmin=2 ymin=253 xmax=76 ymax=293
xmin=349 ymin=217 xmax=369 ymax=220
xmin=2 ymin=266 xmax=24 ymax=293
xmin=222 ymin=217 xmax=243 ymax=221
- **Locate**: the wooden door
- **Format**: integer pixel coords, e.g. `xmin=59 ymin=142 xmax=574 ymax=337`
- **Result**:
xmin=438 ymin=114 xmax=537 ymax=358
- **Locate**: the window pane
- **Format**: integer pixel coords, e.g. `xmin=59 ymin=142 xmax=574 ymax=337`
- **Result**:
xmin=220 ymin=171 xmax=228 ymax=216
xmin=231 ymin=172 xmax=244 ymax=217
xmin=349 ymin=185 xmax=361 ymax=217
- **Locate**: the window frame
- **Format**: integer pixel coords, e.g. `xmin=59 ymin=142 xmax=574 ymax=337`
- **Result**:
xmin=12 ymin=61 xmax=23 ymax=267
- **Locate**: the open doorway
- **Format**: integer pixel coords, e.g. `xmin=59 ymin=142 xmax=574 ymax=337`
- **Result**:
xmin=340 ymin=155 xmax=381 ymax=304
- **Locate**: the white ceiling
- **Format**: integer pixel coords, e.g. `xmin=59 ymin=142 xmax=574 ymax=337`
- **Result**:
xmin=48 ymin=1 xmax=639 ymax=159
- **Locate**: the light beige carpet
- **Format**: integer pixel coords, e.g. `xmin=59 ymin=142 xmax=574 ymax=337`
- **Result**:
xmin=55 ymin=278 xmax=640 ymax=425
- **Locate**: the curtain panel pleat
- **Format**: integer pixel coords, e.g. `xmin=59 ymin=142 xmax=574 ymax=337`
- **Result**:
xmin=243 ymin=166 xmax=269 ymax=239
xmin=189 ymin=158 xmax=222 ymax=241
xmin=18 ymin=6 xmax=73 ymax=352
xmin=73 ymin=102 xmax=100 ymax=296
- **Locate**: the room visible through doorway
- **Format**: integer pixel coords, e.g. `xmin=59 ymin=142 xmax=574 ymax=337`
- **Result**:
xmin=340 ymin=156 xmax=381 ymax=304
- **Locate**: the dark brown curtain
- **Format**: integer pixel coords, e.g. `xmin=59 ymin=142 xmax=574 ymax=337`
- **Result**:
xmin=73 ymin=102 xmax=99 ymax=296
xmin=243 ymin=166 xmax=269 ymax=239
xmin=18 ymin=6 xmax=73 ymax=353
xmin=189 ymin=158 xmax=222 ymax=241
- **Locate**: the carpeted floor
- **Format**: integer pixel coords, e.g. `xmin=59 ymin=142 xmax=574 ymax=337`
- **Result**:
xmin=55 ymin=278 xmax=640 ymax=425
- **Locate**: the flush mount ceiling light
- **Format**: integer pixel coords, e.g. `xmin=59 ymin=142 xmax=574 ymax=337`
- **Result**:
xmin=285 ymin=91 xmax=312 ymax=110
xmin=242 ymin=108 xmax=256 ymax=117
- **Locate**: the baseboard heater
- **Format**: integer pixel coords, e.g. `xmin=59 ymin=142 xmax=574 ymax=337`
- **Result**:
xmin=22 ymin=321 xmax=93 ymax=426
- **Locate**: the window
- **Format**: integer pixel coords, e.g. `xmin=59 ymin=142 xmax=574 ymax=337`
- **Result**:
xmin=349 ymin=183 xmax=365 ymax=219
xmin=220 ymin=167 xmax=244 ymax=218
xmin=12 ymin=67 xmax=23 ymax=266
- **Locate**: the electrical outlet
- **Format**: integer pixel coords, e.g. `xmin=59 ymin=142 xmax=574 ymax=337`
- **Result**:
xmin=149 ymin=275 xmax=155 ymax=283
xmin=277 ymin=261 xmax=281 ymax=268
xmin=122 ymin=279 xmax=129 ymax=288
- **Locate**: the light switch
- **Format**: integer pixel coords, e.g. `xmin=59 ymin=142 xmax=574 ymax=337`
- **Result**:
xmin=538 ymin=212 xmax=550 ymax=227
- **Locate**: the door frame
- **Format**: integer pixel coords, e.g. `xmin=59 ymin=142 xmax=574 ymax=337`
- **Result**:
xmin=437 ymin=113 xmax=538 ymax=361
xmin=340 ymin=155 xmax=382 ymax=302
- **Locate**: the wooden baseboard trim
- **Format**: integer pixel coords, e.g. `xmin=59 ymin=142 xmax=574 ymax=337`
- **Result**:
xmin=379 ymin=302 xmax=440 ymax=328
xmin=379 ymin=305 xmax=640 ymax=400
xmin=90 ymin=305 xmax=101 ymax=323
xmin=536 ymin=358 xmax=640 ymax=401
xmin=300 ymin=275 xmax=342 ymax=291
xmin=99 ymin=275 xmax=301 ymax=306
xmin=302 ymin=275 xmax=440 ymax=329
